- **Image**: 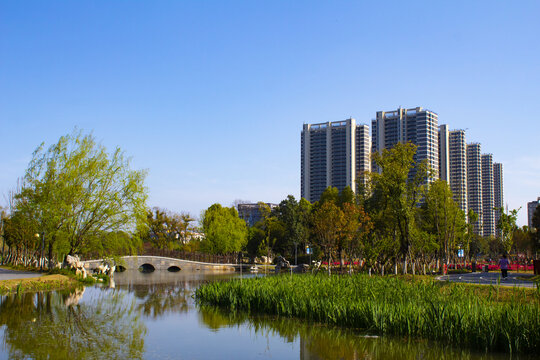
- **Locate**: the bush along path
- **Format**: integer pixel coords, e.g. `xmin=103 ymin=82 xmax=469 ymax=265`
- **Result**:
xmin=195 ymin=274 xmax=540 ymax=354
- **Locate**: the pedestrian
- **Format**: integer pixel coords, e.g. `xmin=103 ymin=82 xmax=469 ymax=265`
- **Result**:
xmin=498 ymin=253 xmax=510 ymax=280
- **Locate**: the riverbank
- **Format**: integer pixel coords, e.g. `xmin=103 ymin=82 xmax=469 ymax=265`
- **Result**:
xmin=0 ymin=265 xmax=109 ymax=294
xmin=195 ymin=274 xmax=540 ymax=354
xmin=0 ymin=274 xmax=77 ymax=295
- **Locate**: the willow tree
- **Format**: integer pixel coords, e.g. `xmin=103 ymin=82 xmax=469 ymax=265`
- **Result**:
xmin=200 ymin=203 xmax=247 ymax=255
xmin=17 ymin=131 xmax=147 ymax=263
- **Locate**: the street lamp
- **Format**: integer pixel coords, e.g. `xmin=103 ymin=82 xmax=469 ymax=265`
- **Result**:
xmin=35 ymin=232 xmax=45 ymax=271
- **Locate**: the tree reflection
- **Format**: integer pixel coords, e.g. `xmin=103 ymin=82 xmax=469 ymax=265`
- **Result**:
xmin=197 ymin=307 xmax=517 ymax=360
xmin=0 ymin=289 xmax=146 ymax=359
xmin=128 ymin=283 xmax=191 ymax=318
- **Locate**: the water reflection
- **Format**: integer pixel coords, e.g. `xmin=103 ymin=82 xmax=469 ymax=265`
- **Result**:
xmin=0 ymin=288 xmax=146 ymax=359
xmin=0 ymin=271 xmax=533 ymax=360
xmin=197 ymin=308 xmax=525 ymax=360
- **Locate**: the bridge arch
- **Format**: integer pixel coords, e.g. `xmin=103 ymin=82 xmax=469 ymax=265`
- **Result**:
xmin=167 ymin=266 xmax=181 ymax=272
xmin=139 ymin=263 xmax=155 ymax=273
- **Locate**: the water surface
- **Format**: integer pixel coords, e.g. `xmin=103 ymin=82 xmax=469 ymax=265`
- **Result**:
xmin=0 ymin=270 xmax=532 ymax=359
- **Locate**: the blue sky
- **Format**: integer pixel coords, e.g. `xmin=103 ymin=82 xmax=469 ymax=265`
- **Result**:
xmin=1 ymin=1 xmax=539 ymax=225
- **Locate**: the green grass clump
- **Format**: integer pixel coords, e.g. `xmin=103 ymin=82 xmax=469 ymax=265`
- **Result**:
xmin=195 ymin=274 xmax=539 ymax=354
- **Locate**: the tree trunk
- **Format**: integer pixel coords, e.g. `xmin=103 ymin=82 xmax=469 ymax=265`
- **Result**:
xmin=48 ymin=240 xmax=53 ymax=270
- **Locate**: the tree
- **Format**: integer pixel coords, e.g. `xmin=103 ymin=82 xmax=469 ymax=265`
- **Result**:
xmin=369 ymin=142 xmax=428 ymax=273
xmin=319 ymin=187 xmax=339 ymax=205
xmin=200 ymin=204 xmax=247 ymax=255
xmin=312 ymin=201 xmax=344 ymax=274
xmin=496 ymin=207 xmax=520 ymax=254
xmin=17 ymin=131 xmax=147 ymax=262
xmin=338 ymin=186 xmax=356 ymax=207
xmin=340 ymin=202 xmax=373 ymax=272
xmin=420 ymin=180 xmax=466 ymax=266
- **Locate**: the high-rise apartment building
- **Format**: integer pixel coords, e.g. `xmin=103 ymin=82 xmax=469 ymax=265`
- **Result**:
xmin=438 ymin=125 xmax=450 ymax=182
xmin=493 ymin=163 xmax=503 ymax=238
xmin=481 ymin=154 xmax=495 ymax=237
xmin=467 ymin=143 xmax=483 ymax=236
xmin=355 ymin=124 xmax=371 ymax=186
xmin=372 ymin=107 xmax=439 ymax=180
xmin=528 ymin=197 xmax=540 ymax=229
xmin=301 ymin=118 xmax=370 ymax=203
xmin=448 ymin=130 xmax=468 ymax=213
xmin=438 ymin=126 xmax=468 ymax=213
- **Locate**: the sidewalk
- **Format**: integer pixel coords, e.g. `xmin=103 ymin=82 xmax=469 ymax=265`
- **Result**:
xmin=0 ymin=267 xmax=43 ymax=281
xmin=437 ymin=272 xmax=537 ymax=288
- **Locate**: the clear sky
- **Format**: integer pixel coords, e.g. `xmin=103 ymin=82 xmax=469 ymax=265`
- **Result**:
xmin=1 ymin=1 xmax=539 ymax=225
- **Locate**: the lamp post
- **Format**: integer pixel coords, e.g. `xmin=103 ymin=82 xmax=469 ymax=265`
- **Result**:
xmin=36 ymin=232 xmax=45 ymax=271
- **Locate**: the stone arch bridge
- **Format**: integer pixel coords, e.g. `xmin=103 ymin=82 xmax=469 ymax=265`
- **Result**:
xmin=82 ymin=255 xmax=236 ymax=273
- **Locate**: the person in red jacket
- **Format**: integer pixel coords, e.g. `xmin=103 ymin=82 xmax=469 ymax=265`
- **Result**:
xmin=498 ymin=253 xmax=510 ymax=279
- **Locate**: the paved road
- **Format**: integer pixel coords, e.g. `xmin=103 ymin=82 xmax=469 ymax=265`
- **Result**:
xmin=437 ymin=272 xmax=538 ymax=288
xmin=0 ymin=267 xmax=43 ymax=281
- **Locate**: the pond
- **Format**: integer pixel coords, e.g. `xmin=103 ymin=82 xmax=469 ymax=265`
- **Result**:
xmin=0 ymin=270 xmax=533 ymax=359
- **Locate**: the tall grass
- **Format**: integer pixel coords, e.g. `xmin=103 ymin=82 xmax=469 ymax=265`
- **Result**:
xmin=195 ymin=275 xmax=539 ymax=354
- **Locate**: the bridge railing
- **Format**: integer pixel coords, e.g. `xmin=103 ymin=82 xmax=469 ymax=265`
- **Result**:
xmin=81 ymin=249 xmax=237 ymax=264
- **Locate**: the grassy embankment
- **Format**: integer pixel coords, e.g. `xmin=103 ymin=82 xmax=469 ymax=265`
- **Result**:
xmin=0 ymin=274 xmax=77 ymax=295
xmin=0 ymin=266 xmax=109 ymax=295
xmin=195 ymin=274 xmax=539 ymax=354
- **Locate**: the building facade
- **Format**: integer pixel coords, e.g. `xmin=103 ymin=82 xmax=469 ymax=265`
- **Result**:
xmin=372 ymin=107 xmax=439 ymax=181
xmin=237 ymin=203 xmax=278 ymax=227
xmin=448 ymin=129 xmax=468 ymax=213
xmin=438 ymin=124 xmax=450 ymax=182
xmin=481 ymin=154 xmax=495 ymax=237
xmin=493 ymin=163 xmax=504 ymax=238
xmin=467 ymin=143 xmax=483 ymax=236
xmin=301 ymin=118 xmax=370 ymax=203
xmin=528 ymin=197 xmax=540 ymax=230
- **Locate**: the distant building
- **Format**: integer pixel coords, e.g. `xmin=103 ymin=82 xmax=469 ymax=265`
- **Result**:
xmin=439 ymin=126 xmax=468 ymax=213
xmin=372 ymin=106 xmax=439 ymax=181
xmin=467 ymin=143 xmax=483 ymax=236
xmin=449 ymin=129 xmax=468 ymax=213
xmin=237 ymin=203 xmax=278 ymax=227
xmin=493 ymin=163 xmax=503 ymax=238
xmin=528 ymin=197 xmax=540 ymax=229
xmin=481 ymin=154 xmax=495 ymax=237
xmin=301 ymin=118 xmax=370 ymax=203
xmin=438 ymin=124 xmax=450 ymax=182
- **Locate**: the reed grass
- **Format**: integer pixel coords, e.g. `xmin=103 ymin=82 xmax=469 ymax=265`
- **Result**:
xmin=195 ymin=274 xmax=539 ymax=353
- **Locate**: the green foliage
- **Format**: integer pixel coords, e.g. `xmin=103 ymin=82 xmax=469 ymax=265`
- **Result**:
xmin=496 ymin=207 xmax=520 ymax=253
xmin=200 ymin=204 xmax=247 ymax=254
xmin=319 ymin=187 xmax=339 ymax=205
xmin=142 ymin=208 xmax=195 ymax=250
xmin=13 ymin=130 xmax=148 ymax=260
xmin=369 ymin=143 xmax=427 ymax=267
xmin=338 ymin=186 xmax=355 ymax=207
xmin=196 ymin=275 xmax=540 ymax=354
xmin=419 ymin=180 xmax=466 ymax=262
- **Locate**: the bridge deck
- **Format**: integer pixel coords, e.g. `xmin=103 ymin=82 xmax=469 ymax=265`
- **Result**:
xmin=83 ymin=255 xmax=237 ymax=272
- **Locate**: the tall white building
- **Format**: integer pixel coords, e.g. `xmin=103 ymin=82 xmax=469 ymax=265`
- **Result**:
xmin=438 ymin=125 xmax=450 ymax=182
xmin=493 ymin=163 xmax=504 ymax=238
xmin=301 ymin=119 xmax=371 ymax=203
xmin=438 ymin=126 xmax=468 ymax=214
xmin=481 ymin=154 xmax=495 ymax=237
xmin=467 ymin=143 xmax=483 ymax=236
xmin=449 ymin=130 xmax=468 ymax=213
xmin=372 ymin=107 xmax=439 ymax=181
